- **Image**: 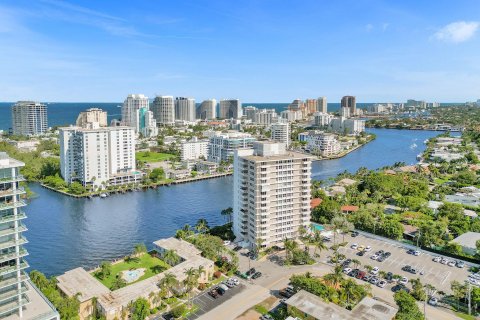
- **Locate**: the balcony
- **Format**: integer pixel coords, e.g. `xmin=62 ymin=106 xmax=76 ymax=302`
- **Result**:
xmin=0 ymin=273 xmax=29 ymax=291
xmin=0 ymin=200 xmax=27 ymax=211
xmin=0 ymin=176 xmax=25 ymax=184
xmin=0 ymin=261 xmax=29 ymax=277
xmin=0 ymin=213 xmax=27 ymax=224
xmin=0 ymin=294 xmax=30 ymax=316
xmin=0 ymin=284 xmax=29 ymax=303
xmin=0 ymin=188 xmax=25 ymax=198
xmin=0 ymin=225 xmax=28 ymax=238
xmin=0 ymin=237 xmax=28 ymax=251
xmin=0 ymin=249 xmax=28 ymax=264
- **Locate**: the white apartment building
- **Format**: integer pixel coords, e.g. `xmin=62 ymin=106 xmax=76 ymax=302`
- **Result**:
xmin=313 ymin=112 xmax=334 ymax=127
xmin=180 ymin=137 xmax=209 ymax=161
xmin=151 ymin=96 xmax=175 ymax=125
xmin=280 ymin=110 xmax=302 ymax=122
xmin=121 ymin=94 xmax=149 ymax=129
xmin=254 ymin=109 xmax=278 ymax=125
xmin=175 ymin=97 xmax=196 ymax=122
xmin=76 ymin=108 xmax=108 ymax=128
xmin=304 ymin=132 xmax=341 ymax=156
xmin=219 ymin=99 xmax=242 ymax=119
xmin=197 ymin=99 xmax=217 ymax=120
xmin=207 ymin=131 xmax=255 ymax=163
xmin=59 ymin=125 xmax=138 ymax=188
xmin=317 ymin=97 xmax=327 ymax=113
xmin=270 ymin=122 xmax=290 ymax=147
xmin=11 ymin=101 xmax=48 ymax=136
xmin=330 ymin=117 xmax=365 ymax=135
xmin=233 ymin=142 xmax=313 ymax=248
xmin=340 ymin=107 xmax=351 ymax=118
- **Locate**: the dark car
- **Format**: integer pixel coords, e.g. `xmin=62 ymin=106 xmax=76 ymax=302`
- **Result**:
xmin=357 ymin=250 xmax=365 ymax=256
xmin=233 ymin=246 xmax=242 ymax=251
xmin=402 ymin=265 xmax=411 ymax=272
xmin=247 ymin=268 xmax=256 ymax=276
xmin=392 ymin=285 xmax=410 ymax=293
xmin=377 ymin=256 xmax=385 ymax=262
xmin=216 ymin=286 xmax=225 ymax=295
xmin=383 ymin=252 xmax=391 ymax=258
xmin=208 ymin=289 xmax=219 ymax=298
xmin=252 ymin=272 xmax=262 ymax=279
xmin=385 ymin=272 xmax=393 ymax=282
xmin=375 ymin=250 xmax=384 ymax=256
xmin=351 ymin=231 xmax=359 ymax=237
xmin=409 ymin=268 xmax=417 ymax=274
xmin=407 ymin=249 xmax=415 ymax=255
xmin=279 ymin=289 xmax=293 ymax=298
xmin=342 ymin=259 xmax=352 ymax=267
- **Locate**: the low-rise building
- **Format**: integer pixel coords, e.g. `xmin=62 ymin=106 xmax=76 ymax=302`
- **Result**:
xmin=285 ymin=290 xmax=397 ymax=320
xmin=330 ymin=117 xmax=365 ymax=135
xmin=57 ymin=237 xmax=214 ymax=320
xmin=451 ymin=232 xmax=480 ymax=255
xmin=195 ymin=161 xmax=218 ymax=174
xmin=313 ymin=112 xmax=333 ymax=127
xmin=207 ymin=131 xmax=255 ymax=163
xmin=76 ymin=108 xmax=108 ymax=128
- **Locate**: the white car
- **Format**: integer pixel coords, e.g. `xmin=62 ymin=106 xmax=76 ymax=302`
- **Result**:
xmin=413 ymin=250 xmax=420 ymax=256
xmin=371 ymin=267 xmax=379 ymax=275
xmin=432 ymin=256 xmax=441 ymax=262
xmin=229 ymin=277 xmax=239 ymax=285
xmin=365 ymin=245 xmax=372 ymax=252
xmin=377 ymin=280 xmax=387 ymax=288
xmin=399 ymin=277 xmax=408 ymax=285
xmin=428 ymin=297 xmax=438 ymax=306
xmin=223 ymin=240 xmax=231 ymax=246
xmin=447 ymin=261 xmax=456 ymax=267
xmin=351 ymin=243 xmax=358 ymax=250
xmin=440 ymin=258 xmax=449 ymax=264
xmin=343 ymin=268 xmax=352 ymax=274
xmin=468 ymin=278 xmax=479 ymax=286
xmin=470 ymin=273 xmax=480 ymax=280
xmin=370 ymin=254 xmax=379 ymax=260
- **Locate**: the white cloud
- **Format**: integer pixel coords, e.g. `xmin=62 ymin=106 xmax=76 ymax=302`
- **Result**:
xmin=434 ymin=21 xmax=479 ymax=43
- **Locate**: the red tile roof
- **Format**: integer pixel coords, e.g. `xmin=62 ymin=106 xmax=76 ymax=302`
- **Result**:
xmin=341 ymin=205 xmax=359 ymax=212
xmin=310 ymin=198 xmax=323 ymax=209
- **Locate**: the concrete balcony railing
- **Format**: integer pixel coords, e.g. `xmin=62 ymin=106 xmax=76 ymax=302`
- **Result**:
xmin=0 ymin=261 xmax=29 ymax=277
xmin=0 ymin=248 xmax=28 ymax=264
xmin=0 ymin=273 xmax=29 ymax=290
xmin=0 ymin=176 xmax=25 ymax=184
xmin=0 ymin=294 xmax=30 ymax=316
xmin=0 ymin=188 xmax=26 ymax=198
xmin=0 ymin=237 xmax=28 ymax=251
xmin=0 ymin=225 xmax=28 ymax=238
xmin=0 ymin=200 xmax=27 ymax=211
xmin=0 ymin=213 xmax=27 ymax=224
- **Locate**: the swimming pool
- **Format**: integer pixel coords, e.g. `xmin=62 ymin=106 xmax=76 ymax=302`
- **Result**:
xmin=311 ymin=223 xmax=324 ymax=231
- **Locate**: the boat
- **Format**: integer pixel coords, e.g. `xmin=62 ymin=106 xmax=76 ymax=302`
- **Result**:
xmin=100 ymin=193 xmax=107 ymax=198
xmin=409 ymin=143 xmax=417 ymax=150
xmin=423 ymin=139 xmax=429 ymax=144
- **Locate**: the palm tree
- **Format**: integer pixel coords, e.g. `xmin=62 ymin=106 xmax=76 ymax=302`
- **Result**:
xmin=158 ymin=272 xmax=178 ymax=297
xmin=351 ymin=259 xmax=361 ymax=269
xmin=197 ymin=265 xmax=206 ymax=282
xmin=184 ymin=267 xmax=199 ymax=307
xmin=324 ymin=265 xmax=344 ymax=289
xmin=342 ymin=278 xmax=358 ymax=306
xmin=195 ymin=219 xmax=209 ymax=234
xmin=255 ymin=238 xmax=265 ymax=255
xmin=313 ymin=234 xmax=327 ymax=258
xmin=330 ymin=215 xmax=347 ymax=245
xmin=221 ymin=207 xmax=233 ymax=224
xmin=163 ymin=249 xmax=180 ymax=266
xmin=284 ymin=238 xmax=298 ymax=261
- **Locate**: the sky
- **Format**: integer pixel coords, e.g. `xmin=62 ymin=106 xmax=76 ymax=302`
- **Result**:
xmin=1 ymin=0 xmax=480 ymax=103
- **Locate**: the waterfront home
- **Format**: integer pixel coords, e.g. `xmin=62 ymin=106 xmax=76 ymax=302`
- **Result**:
xmin=57 ymin=237 xmax=214 ymax=320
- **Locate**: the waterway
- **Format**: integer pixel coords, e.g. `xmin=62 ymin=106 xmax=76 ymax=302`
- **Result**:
xmin=24 ymin=128 xmax=440 ymax=276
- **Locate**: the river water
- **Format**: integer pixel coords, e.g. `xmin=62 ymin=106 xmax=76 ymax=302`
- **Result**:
xmin=24 ymin=128 xmax=440 ymax=276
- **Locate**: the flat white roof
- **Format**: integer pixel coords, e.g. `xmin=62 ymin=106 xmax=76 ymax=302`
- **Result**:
xmin=452 ymin=232 xmax=480 ymax=249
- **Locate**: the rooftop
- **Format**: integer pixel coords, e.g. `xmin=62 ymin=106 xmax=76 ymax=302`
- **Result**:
xmin=452 ymin=232 xmax=480 ymax=249
xmin=56 ymin=268 xmax=110 ymax=302
xmin=285 ymin=290 xmax=397 ymax=320
xmin=0 ymin=152 xmax=25 ymax=169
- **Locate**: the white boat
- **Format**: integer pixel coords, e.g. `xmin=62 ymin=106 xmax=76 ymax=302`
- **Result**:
xmin=423 ymin=139 xmax=429 ymax=144
xmin=409 ymin=143 xmax=417 ymax=150
xmin=100 ymin=193 xmax=107 ymax=198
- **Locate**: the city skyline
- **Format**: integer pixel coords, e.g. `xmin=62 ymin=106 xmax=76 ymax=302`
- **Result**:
xmin=1 ymin=0 xmax=480 ymax=102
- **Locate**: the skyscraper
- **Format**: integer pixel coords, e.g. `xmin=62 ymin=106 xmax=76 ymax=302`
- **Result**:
xmin=341 ymin=96 xmax=356 ymax=116
xmin=317 ymin=97 xmax=327 ymax=113
xmin=233 ymin=142 xmax=313 ymax=249
xmin=59 ymin=126 xmax=138 ymax=187
xmin=11 ymin=101 xmax=48 ymax=136
xmin=219 ymin=99 xmax=242 ymax=119
xmin=270 ymin=122 xmax=291 ymax=147
xmin=304 ymin=99 xmax=318 ymax=114
xmin=121 ymin=94 xmax=149 ymax=129
xmin=0 ymin=152 xmax=60 ymax=319
xmin=151 ymin=96 xmax=175 ymax=126
xmin=175 ymin=97 xmax=196 ymax=122
xmin=197 ymin=99 xmax=217 ymax=120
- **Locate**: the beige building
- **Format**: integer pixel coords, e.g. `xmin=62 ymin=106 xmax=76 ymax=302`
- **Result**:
xmin=233 ymin=142 xmax=314 ymax=249
xmin=76 ymin=108 xmax=108 ymax=128
xmin=57 ymin=237 xmax=214 ymax=320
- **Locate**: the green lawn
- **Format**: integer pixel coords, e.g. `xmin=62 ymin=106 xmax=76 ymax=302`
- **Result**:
xmin=136 ymin=151 xmax=176 ymax=162
xmin=455 ymin=311 xmax=477 ymax=320
xmin=92 ymin=253 xmax=170 ymax=289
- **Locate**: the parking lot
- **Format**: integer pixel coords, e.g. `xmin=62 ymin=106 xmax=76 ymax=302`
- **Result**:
xmin=333 ymin=232 xmax=471 ymax=292
xmin=186 ymin=282 xmax=246 ymax=319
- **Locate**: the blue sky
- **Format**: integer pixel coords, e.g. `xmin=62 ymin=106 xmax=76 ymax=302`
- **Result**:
xmin=1 ymin=0 xmax=480 ymax=102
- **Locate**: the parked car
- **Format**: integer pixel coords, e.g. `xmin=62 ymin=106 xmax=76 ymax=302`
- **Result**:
xmin=369 ymin=277 xmax=379 ymax=285
xmin=385 ymin=272 xmax=393 ymax=282
xmin=383 ymin=252 xmax=391 ymax=258
xmin=375 ymin=250 xmax=384 ymax=256
xmin=413 ymin=250 xmax=420 ymax=256
xmin=223 ymin=240 xmax=231 ymax=245
xmin=357 ymin=251 xmax=365 ymax=256
xmin=377 ymin=280 xmax=387 ymax=288
xmin=252 ymin=272 xmax=262 ymax=279
xmin=440 ymin=258 xmax=449 ymax=265
xmin=279 ymin=289 xmax=293 ymax=298
xmin=225 ymin=281 xmax=235 ymax=288
xmin=402 ymin=265 xmax=411 ymax=272
xmin=351 ymin=243 xmax=358 ymax=250
xmin=447 ymin=261 xmax=456 ymax=267
xmin=209 ymin=289 xmax=219 ymax=298
xmin=365 ymin=245 xmax=372 ymax=252
xmin=216 ymin=286 xmax=225 ymax=295
xmin=399 ymin=277 xmax=408 ymax=285
xmin=371 ymin=254 xmax=379 ymax=260
xmin=377 ymin=256 xmax=385 ymax=262
xmin=247 ymin=268 xmax=256 ymax=275
xmin=260 ymin=314 xmax=273 ymax=320
xmin=363 ymin=275 xmax=372 ymax=282
xmin=358 ymin=245 xmax=365 ymax=251
xmin=428 ymin=297 xmax=438 ymax=306
xmin=233 ymin=246 xmax=242 ymax=251
xmin=406 ymin=249 xmax=415 ymax=255
xmin=351 ymin=231 xmax=359 ymax=237
xmin=229 ymin=277 xmax=239 ymax=285
xmin=456 ymin=261 xmax=465 ymax=268
xmin=392 ymin=284 xmax=410 ymax=293
xmin=356 ymin=271 xmax=366 ymax=279
xmin=343 ymin=268 xmax=352 ymax=274
xmin=371 ymin=266 xmax=379 ymax=275
xmin=432 ymin=256 xmax=441 ymax=262
xmin=219 ymin=284 xmax=229 ymax=291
